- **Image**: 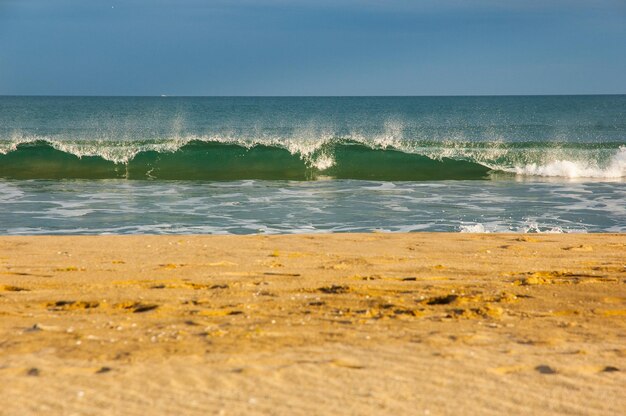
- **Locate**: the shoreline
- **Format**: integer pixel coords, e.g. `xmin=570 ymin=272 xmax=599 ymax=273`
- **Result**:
xmin=1 ymin=233 xmax=625 ymax=415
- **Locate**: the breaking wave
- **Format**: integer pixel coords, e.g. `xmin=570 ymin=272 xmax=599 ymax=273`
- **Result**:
xmin=0 ymin=135 xmax=624 ymax=181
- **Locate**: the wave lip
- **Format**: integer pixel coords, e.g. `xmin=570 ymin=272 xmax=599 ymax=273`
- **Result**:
xmin=0 ymin=138 xmax=491 ymax=181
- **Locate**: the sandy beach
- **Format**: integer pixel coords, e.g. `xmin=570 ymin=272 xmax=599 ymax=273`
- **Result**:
xmin=0 ymin=233 xmax=624 ymax=415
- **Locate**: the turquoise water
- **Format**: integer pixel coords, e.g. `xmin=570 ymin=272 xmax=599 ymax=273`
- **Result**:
xmin=0 ymin=96 xmax=624 ymax=233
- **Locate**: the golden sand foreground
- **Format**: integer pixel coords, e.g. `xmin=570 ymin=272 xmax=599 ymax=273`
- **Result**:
xmin=0 ymin=234 xmax=625 ymax=415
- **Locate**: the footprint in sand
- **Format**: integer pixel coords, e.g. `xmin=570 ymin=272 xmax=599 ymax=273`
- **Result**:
xmin=562 ymin=245 xmax=593 ymax=252
xmin=114 ymin=302 xmax=159 ymax=313
xmin=318 ymin=285 xmax=350 ymax=294
xmin=535 ymin=365 xmax=557 ymax=374
xmin=46 ymin=300 xmax=100 ymax=311
xmin=0 ymin=285 xmax=29 ymax=292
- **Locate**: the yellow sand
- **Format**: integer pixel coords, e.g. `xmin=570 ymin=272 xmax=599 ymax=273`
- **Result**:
xmin=0 ymin=234 xmax=625 ymax=415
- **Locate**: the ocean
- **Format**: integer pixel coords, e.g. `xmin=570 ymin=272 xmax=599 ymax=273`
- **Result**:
xmin=0 ymin=95 xmax=624 ymax=234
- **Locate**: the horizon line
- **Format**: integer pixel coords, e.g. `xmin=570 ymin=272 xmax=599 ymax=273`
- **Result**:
xmin=1 ymin=93 xmax=625 ymax=98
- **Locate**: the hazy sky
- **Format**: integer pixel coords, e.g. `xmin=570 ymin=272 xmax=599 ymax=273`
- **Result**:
xmin=0 ymin=0 xmax=624 ymax=96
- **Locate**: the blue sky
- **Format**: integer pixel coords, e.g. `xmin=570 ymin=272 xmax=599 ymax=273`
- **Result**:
xmin=0 ymin=0 xmax=624 ymax=95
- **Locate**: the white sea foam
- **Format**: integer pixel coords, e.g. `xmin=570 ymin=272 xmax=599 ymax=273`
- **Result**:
xmin=0 ymin=182 xmax=25 ymax=201
xmin=518 ymin=221 xmax=565 ymax=234
xmin=459 ymin=221 xmax=581 ymax=234
xmin=459 ymin=223 xmax=489 ymax=233
xmin=3 ymin=179 xmax=622 ymax=234
xmin=310 ymin=153 xmax=335 ymax=170
xmin=512 ymin=146 xmax=626 ymax=179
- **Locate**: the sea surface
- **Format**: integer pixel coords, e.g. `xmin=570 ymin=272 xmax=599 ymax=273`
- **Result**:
xmin=0 ymin=95 xmax=624 ymax=234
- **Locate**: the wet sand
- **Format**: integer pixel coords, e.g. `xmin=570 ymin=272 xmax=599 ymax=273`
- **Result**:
xmin=0 ymin=234 xmax=625 ymax=415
